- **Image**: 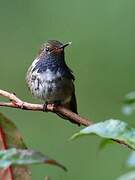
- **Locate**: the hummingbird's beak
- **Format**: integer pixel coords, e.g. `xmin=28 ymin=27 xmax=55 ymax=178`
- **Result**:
xmin=60 ymin=42 xmax=72 ymax=49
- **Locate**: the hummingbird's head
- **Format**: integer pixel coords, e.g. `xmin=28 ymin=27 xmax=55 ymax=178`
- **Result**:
xmin=38 ymin=40 xmax=71 ymax=58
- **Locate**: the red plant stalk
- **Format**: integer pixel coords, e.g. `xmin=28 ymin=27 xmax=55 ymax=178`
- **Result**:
xmin=0 ymin=127 xmax=14 ymax=180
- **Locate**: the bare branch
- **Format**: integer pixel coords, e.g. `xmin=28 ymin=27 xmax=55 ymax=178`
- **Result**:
xmin=0 ymin=89 xmax=133 ymax=150
xmin=0 ymin=89 xmax=92 ymax=126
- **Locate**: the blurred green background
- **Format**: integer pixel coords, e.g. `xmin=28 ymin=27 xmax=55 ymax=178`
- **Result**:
xmin=0 ymin=0 xmax=135 ymax=179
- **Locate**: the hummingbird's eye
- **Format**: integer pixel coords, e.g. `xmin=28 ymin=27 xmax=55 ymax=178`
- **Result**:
xmin=45 ymin=47 xmax=49 ymax=52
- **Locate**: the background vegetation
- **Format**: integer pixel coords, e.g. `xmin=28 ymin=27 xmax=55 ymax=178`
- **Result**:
xmin=0 ymin=0 xmax=135 ymax=179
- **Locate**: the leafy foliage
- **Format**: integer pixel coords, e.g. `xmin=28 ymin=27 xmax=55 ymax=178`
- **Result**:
xmin=117 ymin=152 xmax=135 ymax=180
xmin=117 ymin=171 xmax=135 ymax=180
xmin=0 ymin=148 xmax=67 ymax=171
xmin=71 ymin=119 xmax=135 ymax=150
xmin=0 ymin=112 xmax=66 ymax=180
xmin=0 ymin=112 xmax=27 ymax=149
xmin=123 ymin=91 xmax=135 ymax=115
xmin=0 ymin=112 xmax=30 ymax=180
xmin=127 ymin=152 xmax=135 ymax=167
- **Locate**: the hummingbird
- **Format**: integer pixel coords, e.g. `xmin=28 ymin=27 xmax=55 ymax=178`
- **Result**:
xmin=26 ymin=40 xmax=79 ymax=125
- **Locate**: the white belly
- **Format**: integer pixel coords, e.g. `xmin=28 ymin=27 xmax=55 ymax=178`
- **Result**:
xmin=26 ymin=66 xmax=73 ymax=104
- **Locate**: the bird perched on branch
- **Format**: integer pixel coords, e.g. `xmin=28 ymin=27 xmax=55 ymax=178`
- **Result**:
xmin=26 ymin=40 xmax=79 ymax=125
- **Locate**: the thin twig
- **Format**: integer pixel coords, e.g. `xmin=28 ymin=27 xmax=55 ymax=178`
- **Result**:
xmin=0 ymin=89 xmax=92 ymax=126
xmin=0 ymin=89 xmax=133 ymax=150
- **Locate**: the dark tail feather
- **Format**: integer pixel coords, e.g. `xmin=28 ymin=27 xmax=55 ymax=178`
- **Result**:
xmin=70 ymin=92 xmax=78 ymax=114
xmin=69 ymin=92 xmax=80 ymax=126
xmin=56 ymin=93 xmax=80 ymax=126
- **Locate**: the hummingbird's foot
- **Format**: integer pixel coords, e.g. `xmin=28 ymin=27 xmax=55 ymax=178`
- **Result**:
xmin=43 ymin=102 xmax=48 ymax=112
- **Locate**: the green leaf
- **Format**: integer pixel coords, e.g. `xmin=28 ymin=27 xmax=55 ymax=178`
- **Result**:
xmin=70 ymin=119 xmax=135 ymax=149
xmin=0 ymin=112 xmax=30 ymax=180
xmin=117 ymin=171 xmax=135 ymax=180
xmin=0 ymin=148 xmax=67 ymax=171
xmin=98 ymin=139 xmax=114 ymax=150
xmin=127 ymin=152 xmax=135 ymax=167
xmin=0 ymin=112 xmax=67 ymax=179
xmin=124 ymin=91 xmax=135 ymax=104
xmin=0 ymin=112 xmax=26 ymax=149
xmin=122 ymin=105 xmax=135 ymax=115
xmin=122 ymin=91 xmax=135 ymax=115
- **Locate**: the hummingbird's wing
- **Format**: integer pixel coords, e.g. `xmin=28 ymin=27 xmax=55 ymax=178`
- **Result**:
xmin=64 ymin=65 xmax=75 ymax=80
xmin=56 ymin=90 xmax=80 ymax=126
xmin=70 ymin=91 xmax=77 ymax=114
xmin=60 ymin=67 xmax=80 ymax=125
xmin=69 ymin=92 xmax=80 ymax=126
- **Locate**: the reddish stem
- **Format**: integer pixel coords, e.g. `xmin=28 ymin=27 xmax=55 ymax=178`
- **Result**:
xmin=0 ymin=127 xmax=14 ymax=180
